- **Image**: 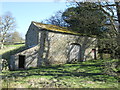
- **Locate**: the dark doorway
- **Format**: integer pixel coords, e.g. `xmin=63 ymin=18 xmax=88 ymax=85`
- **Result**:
xmin=19 ymin=55 xmax=25 ymax=69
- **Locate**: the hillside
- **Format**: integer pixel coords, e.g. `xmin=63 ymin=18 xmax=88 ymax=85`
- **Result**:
xmin=0 ymin=44 xmax=25 ymax=55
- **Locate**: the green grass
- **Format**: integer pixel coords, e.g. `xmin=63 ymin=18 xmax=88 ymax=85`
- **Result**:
xmin=1 ymin=44 xmax=26 ymax=61
xmin=5 ymin=44 xmax=24 ymax=47
xmin=1 ymin=60 xmax=119 ymax=88
xmin=0 ymin=44 xmax=25 ymax=55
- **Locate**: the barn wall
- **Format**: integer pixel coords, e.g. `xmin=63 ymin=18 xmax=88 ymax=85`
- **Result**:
xmin=38 ymin=31 xmax=97 ymax=65
xmin=10 ymin=29 xmax=97 ymax=70
xmin=25 ymin=23 xmax=39 ymax=47
xmin=10 ymin=46 xmax=39 ymax=70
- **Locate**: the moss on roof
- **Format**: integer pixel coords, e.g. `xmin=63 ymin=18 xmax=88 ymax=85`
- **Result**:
xmin=32 ymin=21 xmax=96 ymax=37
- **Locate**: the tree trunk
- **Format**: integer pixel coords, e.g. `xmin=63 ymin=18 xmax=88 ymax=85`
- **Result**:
xmin=115 ymin=2 xmax=120 ymax=25
xmin=0 ymin=39 xmax=5 ymax=49
xmin=0 ymin=43 xmax=4 ymax=49
xmin=115 ymin=2 xmax=120 ymax=59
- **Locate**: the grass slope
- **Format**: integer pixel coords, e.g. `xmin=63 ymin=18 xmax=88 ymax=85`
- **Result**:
xmin=1 ymin=60 xmax=119 ymax=88
xmin=1 ymin=44 xmax=26 ymax=61
xmin=0 ymin=44 xmax=25 ymax=55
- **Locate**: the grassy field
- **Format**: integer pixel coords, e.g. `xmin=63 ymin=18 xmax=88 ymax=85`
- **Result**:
xmin=0 ymin=44 xmax=25 ymax=55
xmin=1 ymin=59 xmax=119 ymax=88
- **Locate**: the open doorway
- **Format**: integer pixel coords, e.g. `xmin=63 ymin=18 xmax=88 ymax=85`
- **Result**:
xmin=19 ymin=55 xmax=25 ymax=69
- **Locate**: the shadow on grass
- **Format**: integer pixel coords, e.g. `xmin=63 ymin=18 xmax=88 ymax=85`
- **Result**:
xmin=1 ymin=58 xmax=119 ymax=83
xmin=1 ymin=64 xmax=113 ymax=82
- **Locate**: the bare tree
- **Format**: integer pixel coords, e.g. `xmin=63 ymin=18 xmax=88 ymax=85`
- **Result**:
xmin=0 ymin=12 xmax=16 ymax=49
xmin=69 ymin=0 xmax=120 ymax=58
xmin=5 ymin=31 xmax=24 ymax=44
xmin=96 ymin=1 xmax=120 ymax=58
xmin=98 ymin=1 xmax=120 ymax=74
xmin=44 ymin=10 xmax=68 ymax=27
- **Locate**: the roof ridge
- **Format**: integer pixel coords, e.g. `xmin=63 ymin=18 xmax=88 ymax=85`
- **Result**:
xmin=32 ymin=21 xmax=96 ymax=38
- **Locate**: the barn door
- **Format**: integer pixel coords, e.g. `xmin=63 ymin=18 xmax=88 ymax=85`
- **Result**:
xmin=68 ymin=43 xmax=81 ymax=63
xmin=19 ymin=55 xmax=25 ymax=69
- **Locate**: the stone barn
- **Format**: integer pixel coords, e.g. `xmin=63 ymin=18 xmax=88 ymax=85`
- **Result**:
xmin=10 ymin=21 xmax=97 ymax=70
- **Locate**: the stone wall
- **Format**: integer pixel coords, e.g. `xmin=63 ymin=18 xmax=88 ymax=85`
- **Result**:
xmin=37 ymin=31 xmax=97 ymax=66
xmin=10 ymin=46 xmax=39 ymax=70
xmin=10 ymin=23 xmax=97 ymax=70
xmin=25 ymin=23 xmax=39 ymax=47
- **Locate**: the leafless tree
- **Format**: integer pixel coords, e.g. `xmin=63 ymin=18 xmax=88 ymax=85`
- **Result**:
xmin=96 ymin=1 xmax=120 ymax=59
xmin=5 ymin=31 xmax=24 ymax=44
xmin=0 ymin=12 xmax=16 ymax=49
xmin=44 ymin=10 xmax=68 ymax=27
